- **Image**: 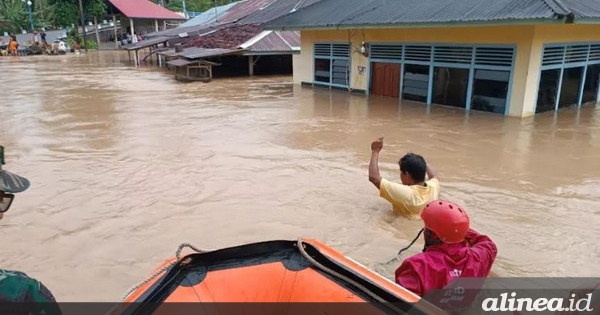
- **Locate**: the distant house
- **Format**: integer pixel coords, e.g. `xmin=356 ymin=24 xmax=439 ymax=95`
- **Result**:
xmin=263 ymin=0 xmax=600 ymax=117
xmin=107 ymin=0 xmax=186 ymax=37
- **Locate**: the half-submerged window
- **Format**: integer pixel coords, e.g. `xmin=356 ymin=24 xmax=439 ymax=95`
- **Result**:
xmin=313 ymin=43 xmax=350 ymax=88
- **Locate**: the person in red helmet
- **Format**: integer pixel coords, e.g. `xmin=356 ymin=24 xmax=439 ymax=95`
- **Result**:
xmin=394 ymin=199 xmax=498 ymax=297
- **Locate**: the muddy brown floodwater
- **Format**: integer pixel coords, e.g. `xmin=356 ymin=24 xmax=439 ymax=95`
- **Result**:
xmin=0 ymin=51 xmax=598 ymax=302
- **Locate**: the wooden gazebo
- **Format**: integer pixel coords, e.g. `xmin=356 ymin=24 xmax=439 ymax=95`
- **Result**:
xmin=166 ymin=58 xmax=221 ymax=82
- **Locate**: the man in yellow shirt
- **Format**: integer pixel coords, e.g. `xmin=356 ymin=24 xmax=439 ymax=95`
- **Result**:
xmin=368 ymin=137 xmax=440 ymax=220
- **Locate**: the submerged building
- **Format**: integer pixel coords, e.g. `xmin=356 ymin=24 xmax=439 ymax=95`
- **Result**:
xmin=263 ymin=0 xmax=600 ymax=117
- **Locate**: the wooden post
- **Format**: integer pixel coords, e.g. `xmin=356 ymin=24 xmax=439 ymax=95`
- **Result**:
xmin=78 ymin=0 xmax=88 ymax=53
xmin=248 ymin=55 xmax=254 ymax=76
xmin=113 ymin=15 xmax=118 ymax=49
xmin=94 ymin=16 xmax=101 ymax=50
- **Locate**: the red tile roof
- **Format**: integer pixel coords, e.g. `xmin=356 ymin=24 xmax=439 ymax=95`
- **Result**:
xmin=108 ymin=0 xmax=186 ymax=20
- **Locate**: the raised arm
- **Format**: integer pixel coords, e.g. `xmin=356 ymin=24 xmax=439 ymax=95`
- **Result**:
xmin=368 ymin=137 xmax=384 ymax=189
xmin=464 ymin=228 xmax=498 ymax=275
xmin=425 ymin=159 xmax=438 ymax=180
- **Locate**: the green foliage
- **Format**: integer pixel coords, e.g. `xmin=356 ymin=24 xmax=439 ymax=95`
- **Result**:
xmin=150 ymin=0 xmax=244 ymax=14
xmin=83 ymin=38 xmax=96 ymax=48
xmin=65 ymin=26 xmax=97 ymax=49
xmin=86 ymin=0 xmax=105 ymax=18
xmin=53 ymin=0 xmax=78 ymax=27
xmin=0 ymin=0 xmax=58 ymax=32
xmin=1 ymin=0 xmax=242 ymax=32
xmin=0 ymin=0 xmax=26 ymax=32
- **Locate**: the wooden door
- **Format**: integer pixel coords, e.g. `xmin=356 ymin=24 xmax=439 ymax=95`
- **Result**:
xmin=370 ymin=62 xmax=401 ymax=98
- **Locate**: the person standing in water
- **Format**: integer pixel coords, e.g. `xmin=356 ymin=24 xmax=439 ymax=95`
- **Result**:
xmin=0 ymin=146 xmax=62 ymax=315
xmin=368 ymin=136 xmax=440 ymax=220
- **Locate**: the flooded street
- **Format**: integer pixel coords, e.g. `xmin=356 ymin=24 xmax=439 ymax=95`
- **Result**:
xmin=0 ymin=51 xmax=598 ymax=301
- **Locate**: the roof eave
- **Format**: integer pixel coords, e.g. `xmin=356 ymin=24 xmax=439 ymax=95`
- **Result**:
xmin=263 ymin=17 xmax=571 ymax=31
xmin=128 ymin=17 xmax=188 ymax=20
xmin=572 ymin=17 xmax=600 ymax=24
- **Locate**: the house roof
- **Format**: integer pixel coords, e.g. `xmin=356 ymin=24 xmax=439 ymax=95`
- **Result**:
xmin=216 ymin=0 xmax=277 ymax=23
xmin=108 ymin=0 xmax=186 ymax=20
xmin=120 ymin=35 xmax=171 ymax=50
xmin=236 ymin=0 xmax=323 ymax=25
xmin=144 ymin=23 xmax=230 ymax=39
xmin=182 ymin=23 xmax=263 ymax=49
xmin=262 ymin=0 xmax=600 ymax=30
xmin=160 ymin=47 xmax=245 ymax=59
xmin=178 ymin=1 xmax=240 ymax=28
xmin=141 ymin=0 xmax=275 ymax=39
xmin=239 ymin=30 xmax=300 ymax=54
xmin=131 ymin=0 xmax=312 ymax=56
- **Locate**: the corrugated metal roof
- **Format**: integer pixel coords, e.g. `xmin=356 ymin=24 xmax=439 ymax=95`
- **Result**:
xmin=178 ymin=1 xmax=241 ymax=28
xmin=239 ymin=30 xmax=300 ymax=52
xmin=277 ymin=30 xmax=300 ymax=47
xmin=108 ymin=0 xmax=186 ymax=20
xmin=216 ymin=0 xmax=276 ymax=23
xmin=142 ymin=0 xmax=274 ymax=39
xmin=180 ymin=47 xmax=245 ymax=59
xmin=121 ymin=36 xmax=171 ymax=50
xmin=263 ymin=0 xmax=600 ymax=30
xmin=237 ymin=0 xmax=323 ymax=24
xmin=159 ymin=47 xmax=244 ymax=59
xmin=167 ymin=58 xmax=195 ymax=67
xmin=560 ymin=0 xmax=600 ymax=18
xmin=144 ymin=22 xmax=229 ymax=39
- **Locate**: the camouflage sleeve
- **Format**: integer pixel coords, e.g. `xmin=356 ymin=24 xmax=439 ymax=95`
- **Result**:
xmin=0 ymin=269 xmax=62 ymax=315
xmin=24 ymin=278 xmax=63 ymax=315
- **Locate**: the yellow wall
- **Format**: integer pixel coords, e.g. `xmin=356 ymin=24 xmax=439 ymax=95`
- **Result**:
xmin=296 ymin=24 xmax=600 ymax=117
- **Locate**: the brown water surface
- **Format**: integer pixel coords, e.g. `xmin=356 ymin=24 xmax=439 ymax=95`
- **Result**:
xmin=0 ymin=52 xmax=598 ymax=301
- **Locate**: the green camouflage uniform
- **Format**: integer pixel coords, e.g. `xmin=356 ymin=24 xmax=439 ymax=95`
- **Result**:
xmin=0 ymin=147 xmax=62 ymax=315
xmin=0 ymin=269 xmax=62 ymax=315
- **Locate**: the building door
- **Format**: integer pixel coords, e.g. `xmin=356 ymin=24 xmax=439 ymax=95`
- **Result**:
xmin=370 ymin=62 xmax=401 ymax=98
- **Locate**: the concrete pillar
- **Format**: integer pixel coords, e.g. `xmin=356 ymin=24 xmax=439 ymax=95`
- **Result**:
xmin=113 ymin=15 xmax=118 ymax=49
xmin=518 ymin=40 xmax=544 ymax=117
xmin=155 ymin=19 xmax=159 ymax=32
xmin=248 ymin=55 xmax=254 ymax=76
xmin=129 ymin=18 xmax=135 ymax=37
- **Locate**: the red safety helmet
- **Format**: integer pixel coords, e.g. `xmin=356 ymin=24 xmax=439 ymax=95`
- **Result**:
xmin=421 ymin=200 xmax=470 ymax=243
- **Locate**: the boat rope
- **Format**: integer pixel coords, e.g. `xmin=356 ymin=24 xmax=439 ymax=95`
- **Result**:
xmin=295 ymin=239 xmax=405 ymax=314
xmin=120 ymin=243 xmax=208 ymax=302
xmin=397 ymin=228 xmax=424 ymax=256
xmin=381 ymin=228 xmax=424 ymax=267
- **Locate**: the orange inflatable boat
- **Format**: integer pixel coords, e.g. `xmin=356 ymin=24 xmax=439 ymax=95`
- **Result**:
xmin=115 ymin=238 xmax=445 ymax=315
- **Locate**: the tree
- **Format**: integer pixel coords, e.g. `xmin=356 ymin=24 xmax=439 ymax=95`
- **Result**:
xmin=85 ymin=0 xmax=105 ymax=45
xmin=51 ymin=0 xmax=79 ymax=28
xmin=0 ymin=0 xmax=29 ymax=33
